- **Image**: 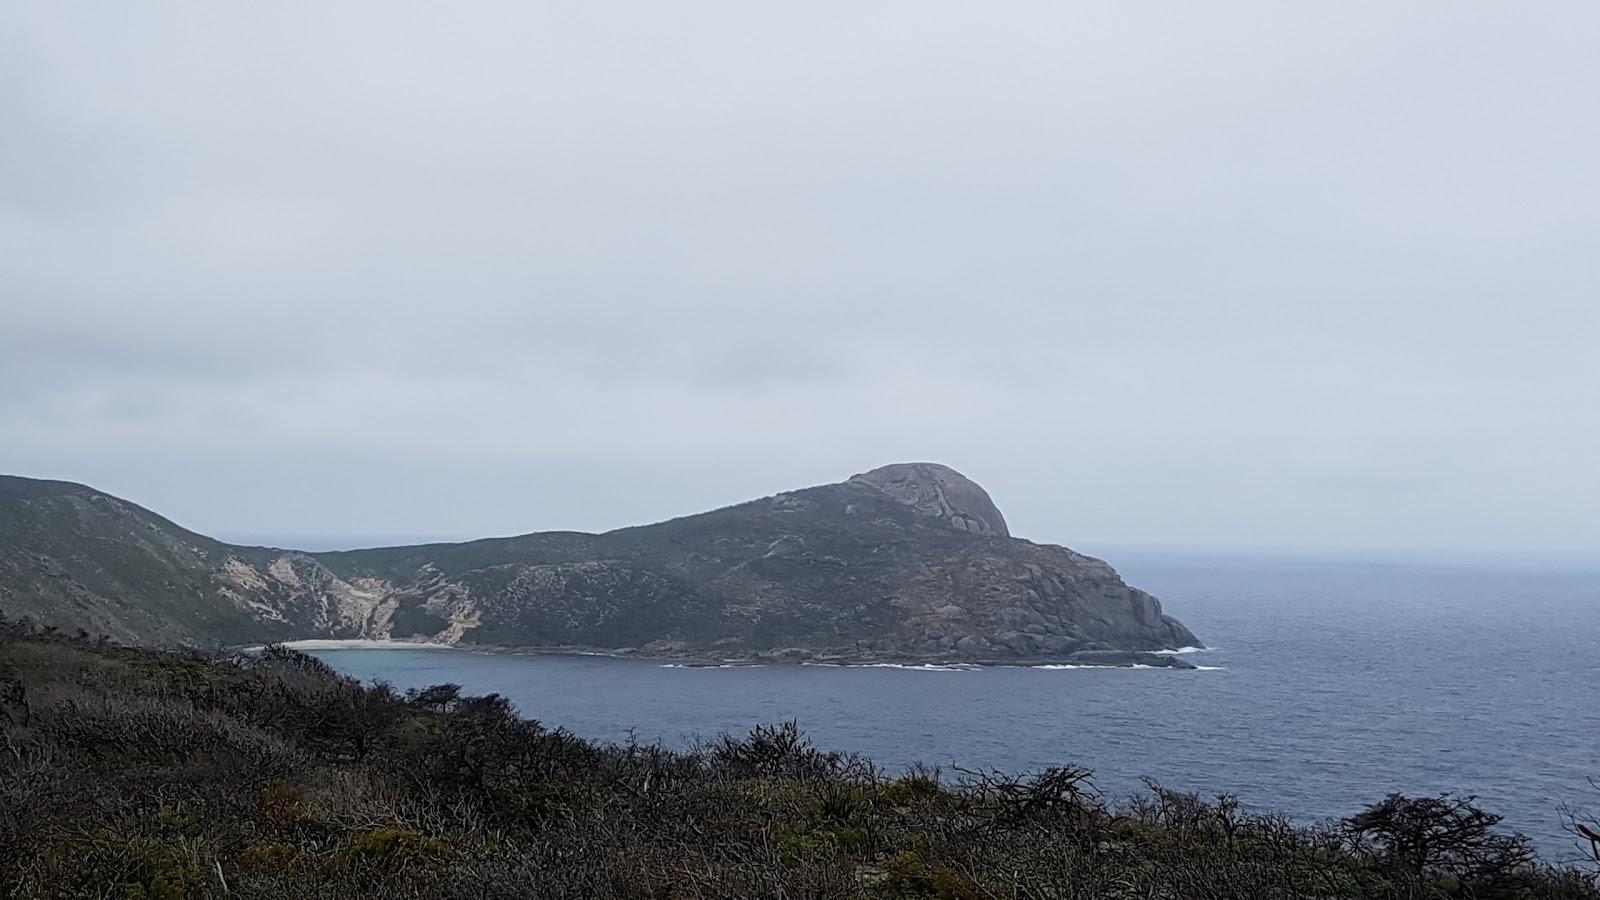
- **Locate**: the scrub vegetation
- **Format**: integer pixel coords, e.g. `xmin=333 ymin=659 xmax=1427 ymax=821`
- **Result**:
xmin=1 ymin=620 xmax=1593 ymax=899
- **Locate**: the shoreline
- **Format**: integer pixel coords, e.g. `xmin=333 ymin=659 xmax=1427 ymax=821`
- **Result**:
xmin=276 ymin=638 xmax=459 ymax=651
xmin=267 ymin=638 xmax=1210 ymax=670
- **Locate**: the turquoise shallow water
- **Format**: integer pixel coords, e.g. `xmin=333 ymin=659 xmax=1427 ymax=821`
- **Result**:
xmin=308 ymin=556 xmax=1600 ymax=859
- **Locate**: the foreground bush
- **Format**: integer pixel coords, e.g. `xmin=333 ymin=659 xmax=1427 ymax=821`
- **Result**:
xmin=0 ymin=619 xmax=1594 ymax=898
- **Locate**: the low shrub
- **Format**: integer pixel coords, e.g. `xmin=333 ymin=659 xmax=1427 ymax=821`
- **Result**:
xmin=1 ymin=624 xmax=1595 ymax=899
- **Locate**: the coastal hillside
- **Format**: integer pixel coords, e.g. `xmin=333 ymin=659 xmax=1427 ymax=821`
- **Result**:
xmin=0 ymin=464 xmax=1198 ymax=666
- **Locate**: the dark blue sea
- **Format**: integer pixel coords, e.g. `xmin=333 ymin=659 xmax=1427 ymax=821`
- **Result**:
xmin=307 ymin=555 xmax=1600 ymax=858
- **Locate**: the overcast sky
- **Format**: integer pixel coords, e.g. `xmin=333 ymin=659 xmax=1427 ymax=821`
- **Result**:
xmin=3 ymin=2 xmax=1597 ymax=563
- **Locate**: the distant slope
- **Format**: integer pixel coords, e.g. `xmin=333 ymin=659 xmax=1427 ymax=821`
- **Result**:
xmin=0 ymin=475 xmax=279 ymax=645
xmin=0 ymin=464 xmax=1200 ymax=665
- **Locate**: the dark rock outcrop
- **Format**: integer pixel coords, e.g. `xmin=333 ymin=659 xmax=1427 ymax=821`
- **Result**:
xmin=0 ymin=466 xmax=1201 ymax=665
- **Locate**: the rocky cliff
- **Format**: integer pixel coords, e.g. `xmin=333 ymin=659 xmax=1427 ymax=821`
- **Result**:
xmin=0 ymin=465 xmax=1201 ymax=666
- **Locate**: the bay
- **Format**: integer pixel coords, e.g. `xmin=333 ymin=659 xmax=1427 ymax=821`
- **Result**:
xmin=308 ymin=554 xmax=1600 ymax=858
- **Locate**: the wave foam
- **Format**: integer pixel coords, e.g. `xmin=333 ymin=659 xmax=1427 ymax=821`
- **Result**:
xmin=791 ymin=662 xmax=979 ymax=671
xmin=860 ymin=663 xmax=978 ymax=672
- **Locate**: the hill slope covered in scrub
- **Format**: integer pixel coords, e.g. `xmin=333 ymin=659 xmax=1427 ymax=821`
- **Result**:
xmin=0 ymin=623 xmax=1592 ymax=898
xmin=0 ymin=464 xmax=1198 ymax=666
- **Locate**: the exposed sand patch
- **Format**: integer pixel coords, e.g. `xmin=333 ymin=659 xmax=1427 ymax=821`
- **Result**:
xmin=277 ymin=638 xmax=458 ymax=651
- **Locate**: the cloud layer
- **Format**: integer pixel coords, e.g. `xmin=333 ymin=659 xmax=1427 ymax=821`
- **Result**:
xmin=4 ymin=2 xmax=1597 ymax=561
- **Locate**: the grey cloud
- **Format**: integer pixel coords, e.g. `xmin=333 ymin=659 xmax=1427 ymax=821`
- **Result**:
xmin=2 ymin=1 xmax=1597 ymax=563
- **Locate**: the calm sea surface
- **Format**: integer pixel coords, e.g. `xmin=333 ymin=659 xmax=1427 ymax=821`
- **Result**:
xmin=308 ymin=556 xmax=1600 ymax=857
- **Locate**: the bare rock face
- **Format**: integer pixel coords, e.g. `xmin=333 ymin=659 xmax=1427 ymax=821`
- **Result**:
xmin=849 ymin=463 xmax=1010 ymax=537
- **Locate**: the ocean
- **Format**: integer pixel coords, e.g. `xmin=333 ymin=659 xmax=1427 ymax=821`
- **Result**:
xmin=306 ymin=554 xmax=1600 ymax=858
